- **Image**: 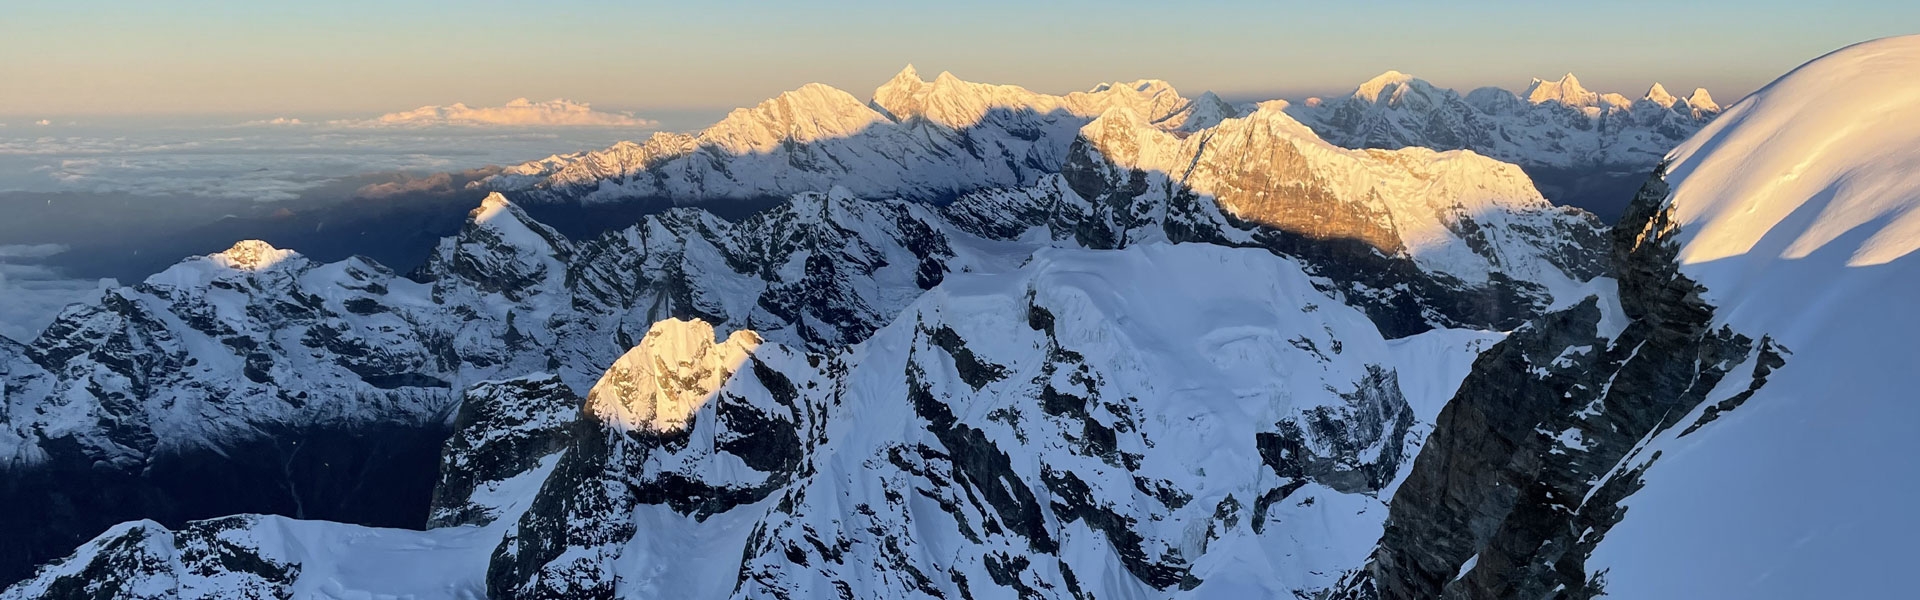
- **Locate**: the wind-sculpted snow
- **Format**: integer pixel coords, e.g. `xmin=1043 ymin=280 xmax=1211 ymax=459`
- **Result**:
xmin=1287 ymin=71 xmax=1719 ymax=171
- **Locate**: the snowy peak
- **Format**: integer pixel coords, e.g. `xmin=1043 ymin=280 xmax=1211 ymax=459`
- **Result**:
xmin=141 ymin=238 xmax=309 ymax=290
xmin=873 ymin=67 xmax=1189 ymax=130
xmin=704 ymin=83 xmax=886 ymax=154
xmin=1525 ymin=72 xmax=1597 ymax=106
xmin=472 ymin=192 xmax=538 ymax=232
xmin=1174 ymin=90 xmax=1241 ymax=130
xmin=1685 ymin=87 xmax=1718 ymax=112
xmin=585 ymin=318 xmax=762 ymax=433
xmin=210 ymin=240 xmax=296 ymax=272
xmin=1355 ymin=70 xmax=1419 ymax=102
xmin=487 ymin=67 xmax=1214 ymax=204
xmin=461 ymin=192 xmax=569 ymax=257
xmin=1645 ymin=82 xmax=1677 ymax=107
xmin=871 ymin=63 xmax=927 ymax=121
xmin=425 ymin=192 xmax=571 ymax=301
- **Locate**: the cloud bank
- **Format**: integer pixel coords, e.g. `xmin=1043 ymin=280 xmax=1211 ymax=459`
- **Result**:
xmin=247 ymin=98 xmax=658 ymax=129
xmin=0 ymin=244 xmax=112 ymax=342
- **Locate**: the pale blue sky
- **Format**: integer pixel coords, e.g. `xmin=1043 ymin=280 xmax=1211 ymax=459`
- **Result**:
xmin=2 ymin=1 xmax=1915 ymax=118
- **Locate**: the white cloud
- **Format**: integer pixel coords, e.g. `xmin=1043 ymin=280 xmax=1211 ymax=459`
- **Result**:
xmin=239 ymin=117 xmax=308 ymax=126
xmin=338 ymin=98 xmax=658 ymax=128
xmin=0 ymin=244 xmax=69 ymax=260
xmin=0 ymin=126 xmax=646 ymax=200
xmin=0 ymin=245 xmax=111 ymax=342
xmin=33 ymin=119 xmax=51 ymax=126
xmin=237 ymin=99 xmax=659 ymax=130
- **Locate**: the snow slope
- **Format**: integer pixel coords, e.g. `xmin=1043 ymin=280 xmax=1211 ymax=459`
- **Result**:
xmin=1585 ymin=35 xmax=1920 ymax=598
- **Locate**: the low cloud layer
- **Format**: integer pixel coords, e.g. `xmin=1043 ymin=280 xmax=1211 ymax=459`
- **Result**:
xmin=247 ymin=98 xmax=658 ymax=129
xmin=0 ymin=244 xmax=112 ymax=342
xmin=0 ymin=125 xmax=644 ymax=201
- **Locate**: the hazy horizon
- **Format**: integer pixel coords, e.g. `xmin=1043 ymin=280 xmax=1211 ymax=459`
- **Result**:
xmin=6 ymin=1 xmax=1916 ymax=120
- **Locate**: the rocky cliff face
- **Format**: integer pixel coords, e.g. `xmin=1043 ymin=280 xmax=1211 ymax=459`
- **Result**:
xmin=1328 ymin=165 xmax=1786 ymax=600
xmin=428 ymin=374 xmax=579 ymax=529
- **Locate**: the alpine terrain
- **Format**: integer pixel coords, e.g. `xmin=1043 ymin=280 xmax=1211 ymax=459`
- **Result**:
xmin=5 ymin=33 xmax=1915 ymax=600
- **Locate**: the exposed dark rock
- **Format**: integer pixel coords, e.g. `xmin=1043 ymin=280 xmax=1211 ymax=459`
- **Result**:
xmin=1335 ymin=164 xmax=1787 ymax=600
xmin=428 ymin=374 xmax=580 ymax=528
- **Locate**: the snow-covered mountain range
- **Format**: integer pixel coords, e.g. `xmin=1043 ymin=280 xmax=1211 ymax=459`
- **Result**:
xmin=1285 ymin=71 xmax=1719 ymax=170
xmin=11 ymin=36 xmax=1917 ymax=599
xmin=0 ymin=70 xmax=1603 ymax=591
xmin=482 ymin=67 xmax=1715 ymax=221
xmin=482 ymin=66 xmax=1234 ymax=205
xmin=1283 ymin=71 xmax=1721 ymax=220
